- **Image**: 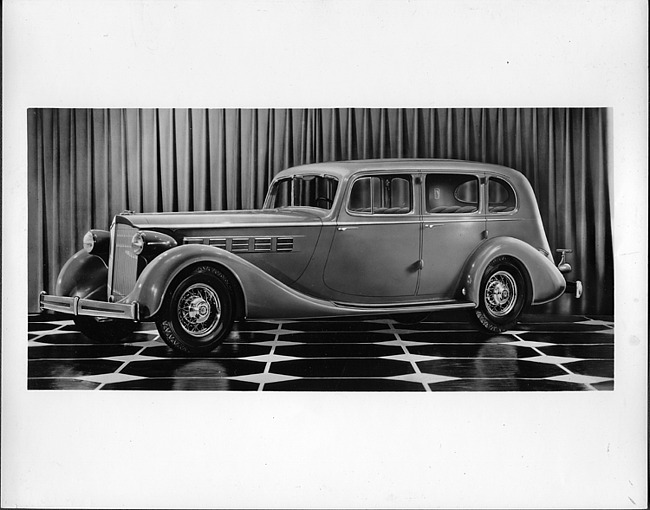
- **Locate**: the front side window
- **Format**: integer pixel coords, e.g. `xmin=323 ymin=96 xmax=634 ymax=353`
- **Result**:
xmin=265 ymin=175 xmax=339 ymax=210
xmin=488 ymin=177 xmax=516 ymax=213
xmin=426 ymin=174 xmax=479 ymax=214
xmin=348 ymin=175 xmax=412 ymax=214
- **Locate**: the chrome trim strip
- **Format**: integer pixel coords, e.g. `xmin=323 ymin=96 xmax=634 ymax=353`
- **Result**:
xmin=137 ymin=222 xmax=323 ymax=229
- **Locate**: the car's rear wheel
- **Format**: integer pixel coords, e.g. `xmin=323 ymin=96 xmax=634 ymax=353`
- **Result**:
xmin=74 ymin=316 xmax=137 ymax=342
xmin=156 ymin=265 xmax=234 ymax=355
xmin=475 ymin=257 xmax=526 ymax=333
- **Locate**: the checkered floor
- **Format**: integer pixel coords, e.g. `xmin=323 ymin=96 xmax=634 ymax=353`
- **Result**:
xmin=28 ymin=312 xmax=614 ymax=391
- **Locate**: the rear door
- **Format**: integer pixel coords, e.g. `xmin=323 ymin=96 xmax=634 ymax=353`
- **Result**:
xmin=418 ymin=172 xmax=487 ymax=298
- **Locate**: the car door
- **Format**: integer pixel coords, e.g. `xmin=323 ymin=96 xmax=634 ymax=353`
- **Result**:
xmin=418 ymin=172 xmax=487 ymax=299
xmin=323 ymin=173 xmax=420 ymax=299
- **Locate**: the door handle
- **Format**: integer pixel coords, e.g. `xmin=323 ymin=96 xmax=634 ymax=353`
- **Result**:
xmin=424 ymin=224 xmax=441 ymax=229
xmin=337 ymin=226 xmax=358 ymax=231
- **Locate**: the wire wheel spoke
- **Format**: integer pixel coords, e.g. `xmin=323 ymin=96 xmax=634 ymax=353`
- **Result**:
xmin=484 ymin=270 xmax=517 ymax=317
xmin=177 ymin=283 xmax=221 ymax=337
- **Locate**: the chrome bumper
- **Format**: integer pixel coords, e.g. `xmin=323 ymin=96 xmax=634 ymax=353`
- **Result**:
xmin=39 ymin=292 xmax=139 ymax=321
xmin=564 ymin=280 xmax=583 ymax=299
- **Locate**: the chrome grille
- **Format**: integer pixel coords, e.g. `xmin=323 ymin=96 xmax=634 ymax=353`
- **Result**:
xmin=107 ymin=223 xmax=139 ymax=300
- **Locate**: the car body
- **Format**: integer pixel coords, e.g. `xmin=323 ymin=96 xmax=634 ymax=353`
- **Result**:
xmin=40 ymin=159 xmax=582 ymax=354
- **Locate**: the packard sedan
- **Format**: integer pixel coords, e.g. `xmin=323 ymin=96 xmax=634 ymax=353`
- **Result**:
xmin=40 ymin=159 xmax=582 ymax=354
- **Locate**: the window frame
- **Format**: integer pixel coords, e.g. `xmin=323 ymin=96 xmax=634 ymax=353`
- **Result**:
xmin=345 ymin=173 xmax=416 ymax=217
xmin=486 ymin=175 xmax=519 ymax=215
xmin=423 ymin=172 xmax=482 ymax=216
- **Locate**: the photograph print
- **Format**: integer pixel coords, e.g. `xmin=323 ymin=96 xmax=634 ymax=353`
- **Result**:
xmin=28 ymin=107 xmax=614 ymax=391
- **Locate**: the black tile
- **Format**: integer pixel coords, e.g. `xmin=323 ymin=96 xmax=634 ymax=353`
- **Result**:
xmin=399 ymin=331 xmax=499 ymax=344
xmin=223 ymin=331 xmax=276 ymax=343
xmin=592 ymin=380 xmax=615 ymax=391
xmin=428 ymin=378 xmax=592 ymax=391
xmin=516 ymin=323 xmax=610 ymax=332
xmin=408 ymin=343 xmax=538 ymax=359
xmin=417 ymin=359 xmax=566 ymax=379
xmin=265 ymin=378 xmax=425 ymax=391
xmin=282 ymin=321 xmax=391 ymax=332
xmin=141 ymin=343 xmax=271 ymax=358
xmin=28 ymin=378 xmax=101 ymax=390
xmin=232 ymin=321 xmax=279 ymax=332
xmin=120 ymin=358 xmax=264 ymax=378
xmin=100 ymin=378 xmax=259 ymax=391
xmin=519 ymin=313 xmax=588 ymax=323
xmin=29 ymin=312 xmax=69 ymax=322
xmin=538 ymin=344 xmax=614 ymax=359
xmin=33 ymin=332 xmax=121 ymax=345
xmin=271 ymin=358 xmax=414 ymax=378
xmin=274 ymin=343 xmax=403 ymax=358
xmin=563 ymin=360 xmax=615 ymax=379
xmin=27 ymin=322 xmax=64 ymax=332
xmin=393 ymin=322 xmax=479 ymax=332
xmin=517 ymin=332 xmax=614 ymax=345
xmin=28 ymin=359 xmax=123 ymax=378
xmin=28 ymin=344 xmax=142 ymax=360
xmin=280 ymin=331 xmax=394 ymax=344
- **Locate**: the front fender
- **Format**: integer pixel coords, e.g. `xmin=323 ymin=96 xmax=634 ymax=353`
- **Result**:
xmin=463 ymin=237 xmax=566 ymax=306
xmin=55 ymin=250 xmax=108 ymax=300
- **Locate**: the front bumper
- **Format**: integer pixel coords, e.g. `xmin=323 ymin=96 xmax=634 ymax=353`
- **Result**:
xmin=39 ymin=292 xmax=140 ymax=321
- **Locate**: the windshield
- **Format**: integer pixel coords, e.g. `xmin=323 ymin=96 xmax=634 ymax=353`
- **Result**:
xmin=264 ymin=175 xmax=339 ymax=210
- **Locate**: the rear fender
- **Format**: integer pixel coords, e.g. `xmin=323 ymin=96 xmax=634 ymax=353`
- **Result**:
xmin=462 ymin=237 xmax=566 ymax=306
xmin=55 ymin=250 xmax=108 ymax=300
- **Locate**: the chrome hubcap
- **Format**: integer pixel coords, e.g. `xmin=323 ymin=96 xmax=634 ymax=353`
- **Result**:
xmin=177 ymin=283 xmax=221 ymax=337
xmin=484 ymin=271 xmax=517 ymax=317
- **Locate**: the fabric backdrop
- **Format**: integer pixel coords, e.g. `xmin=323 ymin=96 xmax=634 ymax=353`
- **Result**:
xmin=27 ymin=108 xmax=613 ymax=315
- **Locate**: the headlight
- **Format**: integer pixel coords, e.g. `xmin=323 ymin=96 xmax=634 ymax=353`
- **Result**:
xmin=83 ymin=229 xmax=110 ymax=254
xmin=131 ymin=232 xmax=145 ymax=255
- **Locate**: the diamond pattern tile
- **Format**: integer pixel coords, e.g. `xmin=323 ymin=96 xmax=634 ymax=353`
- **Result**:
xmin=27 ymin=314 xmax=614 ymax=391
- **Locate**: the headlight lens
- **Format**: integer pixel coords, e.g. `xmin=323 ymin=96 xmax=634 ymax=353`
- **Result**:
xmin=131 ymin=232 xmax=145 ymax=255
xmin=83 ymin=231 xmax=95 ymax=253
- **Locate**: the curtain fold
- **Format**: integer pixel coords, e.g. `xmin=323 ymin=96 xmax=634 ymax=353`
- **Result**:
xmin=27 ymin=107 xmax=613 ymax=315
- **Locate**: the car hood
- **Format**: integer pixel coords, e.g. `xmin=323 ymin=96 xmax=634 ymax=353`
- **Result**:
xmin=117 ymin=208 xmax=325 ymax=230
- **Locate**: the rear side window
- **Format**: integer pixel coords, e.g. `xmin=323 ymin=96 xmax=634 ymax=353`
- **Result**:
xmin=426 ymin=174 xmax=479 ymax=214
xmin=348 ymin=175 xmax=412 ymax=214
xmin=488 ymin=177 xmax=516 ymax=213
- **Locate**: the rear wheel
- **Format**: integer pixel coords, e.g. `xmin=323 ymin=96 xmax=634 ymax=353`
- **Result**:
xmin=156 ymin=266 xmax=234 ymax=355
xmin=475 ymin=257 xmax=527 ymax=333
xmin=74 ymin=316 xmax=137 ymax=342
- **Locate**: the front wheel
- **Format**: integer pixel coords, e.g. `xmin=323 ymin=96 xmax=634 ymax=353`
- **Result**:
xmin=156 ymin=266 xmax=234 ymax=355
xmin=474 ymin=257 xmax=527 ymax=333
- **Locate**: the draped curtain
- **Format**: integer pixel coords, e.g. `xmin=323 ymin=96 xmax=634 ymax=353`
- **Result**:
xmin=27 ymin=108 xmax=613 ymax=315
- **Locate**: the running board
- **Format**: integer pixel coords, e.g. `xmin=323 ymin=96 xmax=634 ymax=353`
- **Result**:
xmin=332 ymin=299 xmax=476 ymax=313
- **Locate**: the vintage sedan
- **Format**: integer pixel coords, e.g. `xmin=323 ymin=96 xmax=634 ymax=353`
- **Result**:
xmin=40 ymin=159 xmax=582 ymax=354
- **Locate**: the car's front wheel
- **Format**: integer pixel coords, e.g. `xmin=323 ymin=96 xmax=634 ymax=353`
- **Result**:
xmin=474 ymin=257 xmax=527 ymax=333
xmin=156 ymin=265 xmax=234 ymax=354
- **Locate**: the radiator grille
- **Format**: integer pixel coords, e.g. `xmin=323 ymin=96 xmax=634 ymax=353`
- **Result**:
xmin=107 ymin=223 xmax=139 ymax=300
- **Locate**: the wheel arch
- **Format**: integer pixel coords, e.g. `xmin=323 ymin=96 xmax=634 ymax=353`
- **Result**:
xmin=462 ymin=236 xmax=565 ymax=306
xmin=127 ymin=245 xmax=249 ymax=321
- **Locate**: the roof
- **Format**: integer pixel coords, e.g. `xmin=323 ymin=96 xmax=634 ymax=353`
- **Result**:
xmin=273 ymin=158 xmax=525 ymax=181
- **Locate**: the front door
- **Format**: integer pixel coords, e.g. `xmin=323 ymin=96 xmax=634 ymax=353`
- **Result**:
xmin=323 ymin=174 xmax=420 ymax=299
